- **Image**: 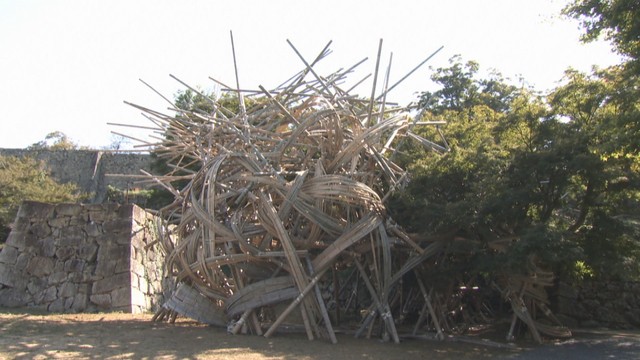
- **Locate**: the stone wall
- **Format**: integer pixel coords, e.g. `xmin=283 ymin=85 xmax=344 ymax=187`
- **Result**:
xmin=0 ymin=148 xmax=153 ymax=203
xmin=0 ymin=201 xmax=165 ymax=313
xmin=555 ymin=281 xmax=640 ymax=329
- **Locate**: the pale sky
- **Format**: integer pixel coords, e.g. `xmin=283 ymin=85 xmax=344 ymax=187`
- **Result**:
xmin=0 ymin=0 xmax=622 ymax=150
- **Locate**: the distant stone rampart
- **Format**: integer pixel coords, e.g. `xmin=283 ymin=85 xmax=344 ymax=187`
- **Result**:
xmin=555 ymin=280 xmax=640 ymax=329
xmin=0 ymin=201 xmax=166 ymax=313
xmin=0 ymin=148 xmax=153 ymax=203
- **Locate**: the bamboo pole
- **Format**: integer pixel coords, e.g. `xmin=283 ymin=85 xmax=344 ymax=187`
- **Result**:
xmin=114 ymin=36 xmax=566 ymax=346
xmin=264 ymin=268 xmax=328 ymax=338
xmin=353 ymin=259 xmax=399 ymax=343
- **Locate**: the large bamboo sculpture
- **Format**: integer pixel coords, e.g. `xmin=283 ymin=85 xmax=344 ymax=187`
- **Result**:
xmin=120 ymin=36 xmax=570 ymax=344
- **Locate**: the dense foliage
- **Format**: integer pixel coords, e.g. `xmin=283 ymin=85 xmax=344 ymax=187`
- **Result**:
xmin=564 ymin=0 xmax=640 ymax=70
xmin=0 ymin=155 xmax=85 ymax=242
xmin=390 ymin=41 xmax=639 ymax=282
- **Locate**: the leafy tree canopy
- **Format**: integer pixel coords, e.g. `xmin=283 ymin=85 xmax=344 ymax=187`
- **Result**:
xmin=28 ymin=131 xmax=78 ymax=150
xmin=564 ymin=0 xmax=640 ymax=68
xmin=391 ymin=56 xmax=640 ymax=281
xmin=0 ymin=155 xmax=86 ymax=242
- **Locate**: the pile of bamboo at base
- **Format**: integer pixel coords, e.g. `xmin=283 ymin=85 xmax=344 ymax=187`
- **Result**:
xmin=122 ymin=37 xmax=570 ymax=344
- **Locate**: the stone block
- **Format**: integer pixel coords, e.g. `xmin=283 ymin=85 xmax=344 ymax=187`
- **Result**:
xmin=48 ymin=271 xmax=67 ymax=285
xmin=55 ymin=247 xmax=76 ymax=261
xmin=84 ymin=222 xmax=101 ymax=237
xmin=595 ymin=305 xmax=626 ymax=324
xmin=88 ymin=210 xmax=108 ymax=223
xmin=130 ymin=233 xmax=144 ymax=249
xmin=118 ymin=204 xmax=134 ymax=218
xmin=31 ymin=222 xmax=52 ymax=238
xmin=68 ymin=217 xmax=85 ymax=226
xmin=111 ymin=287 xmax=131 ymax=308
xmin=59 ymin=282 xmax=77 ymax=297
xmin=90 ymin=293 xmax=111 ymax=307
xmin=32 ymin=288 xmax=45 ymax=304
xmin=115 ymin=258 xmax=130 ymax=274
xmin=64 ymin=296 xmax=74 ymax=310
xmin=0 ymin=263 xmax=16 ymax=287
xmin=5 ymin=230 xmax=26 ymax=249
xmin=92 ymin=272 xmax=130 ymax=294
xmin=78 ymin=244 xmax=98 ymax=262
xmin=115 ymin=233 xmax=132 ymax=245
xmin=54 ymin=260 xmax=65 ymax=272
xmin=139 ymin=276 xmax=149 ymax=294
xmin=130 ymin=272 xmax=139 ymax=289
xmin=42 ymin=286 xmax=57 ymax=303
xmin=77 ymin=283 xmax=91 ymax=294
xmin=150 ymin=281 xmax=162 ymax=295
xmin=131 ymin=288 xmax=146 ymax=307
xmin=84 ymin=203 xmax=107 ymax=212
xmin=82 ymin=265 xmax=97 ymax=280
xmin=71 ymin=293 xmax=88 ymax=312
xmin=11 ymin=272 xmax=29 ymax=291
xmin=15 ymin=253 xmax=30 ymax=271
xmin=626 ymin=309 xmax=640 ymax=326
xmin=0 ymin=245 xmax=19 ymax=264
xmin=59 ymin=227 xmax=86 ymax=247
xmin=48 ymin=298 xmax=65 ymax=312
xmin=22 ymin=231 xmax=39 ymax=248
xmin=95 ymin=259 xmax=117 ymax=277
xmin=27 ymin=277 xmax=47 ymax=295
xmin=18 ymin=201 xmax=54 ymax=219
xmin=105 ymin=203 xmax=123 ymax=213
xmin=147 ymin=249 xmax=157 ymax=262
xmin=26 ymin=256 xmax=54 ymax=277
xmin=55 ymin=203 xmax=82 ymax=217
xmin=48 ymin=217 xmax=70 ymax=228
xmin=37 ymin=237 xmax=56 ymax=257
xmin=131 ymin=260 xmax=145 ymax=277
xmin=95 ymin=234 xmax=116 ymax=246
xmin=103 ymin=219 xmax=133 ymax=235
xmin=97 ymin=243 xmax=129 ymax=263
xmin=132 ymin=208 xmax=147 ymax=224
xmin=11 ymin=216 xmax=30 ymax=232
xmin=64 ymin=259 xmax=85 ymax=273
xmin=67 ymin=272 xmax=83 ymax=283
xmin=0 ymin=288 xmax=26 ymax=307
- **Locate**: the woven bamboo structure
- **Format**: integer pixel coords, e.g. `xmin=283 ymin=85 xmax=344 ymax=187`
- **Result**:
xmin=121 ymin=36 xmax=570 ymax=344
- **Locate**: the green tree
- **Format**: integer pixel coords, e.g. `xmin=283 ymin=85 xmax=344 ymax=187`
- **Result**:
xmin=393 ymin=56 xmax=640 ymax=281
xmin=559 ymin=0 xmax=640 ymax=280
xmin=392 ymin=58 xmax=555 ymax=277
xmin=28 ymin=131 xmax=78 ymax=150
xmin=547 ymin=66 xmax=640 ymax=279
xmin=0 ymin=155 xmax=85 ymax=243
xmin=564 ymin=0 xmax=640 ymax=68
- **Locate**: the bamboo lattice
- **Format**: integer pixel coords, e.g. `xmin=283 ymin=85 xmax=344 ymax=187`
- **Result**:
xmin=119 ymin=36 xmax=570 ymax=344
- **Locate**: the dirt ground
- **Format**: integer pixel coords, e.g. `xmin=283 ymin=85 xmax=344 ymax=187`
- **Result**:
xmin=2 ymin=308 xmax=640 ymax=360
xmin=0 ymin=308 xmax=521 ymax=359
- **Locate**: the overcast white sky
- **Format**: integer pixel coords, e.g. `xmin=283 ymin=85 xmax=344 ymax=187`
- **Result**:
xmin=0 ymin=0 xmax=622 ymax=149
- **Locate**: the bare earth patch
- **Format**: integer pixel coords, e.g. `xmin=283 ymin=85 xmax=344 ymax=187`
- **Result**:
xmin=0 ymin=308 xmax=517 ymax=359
